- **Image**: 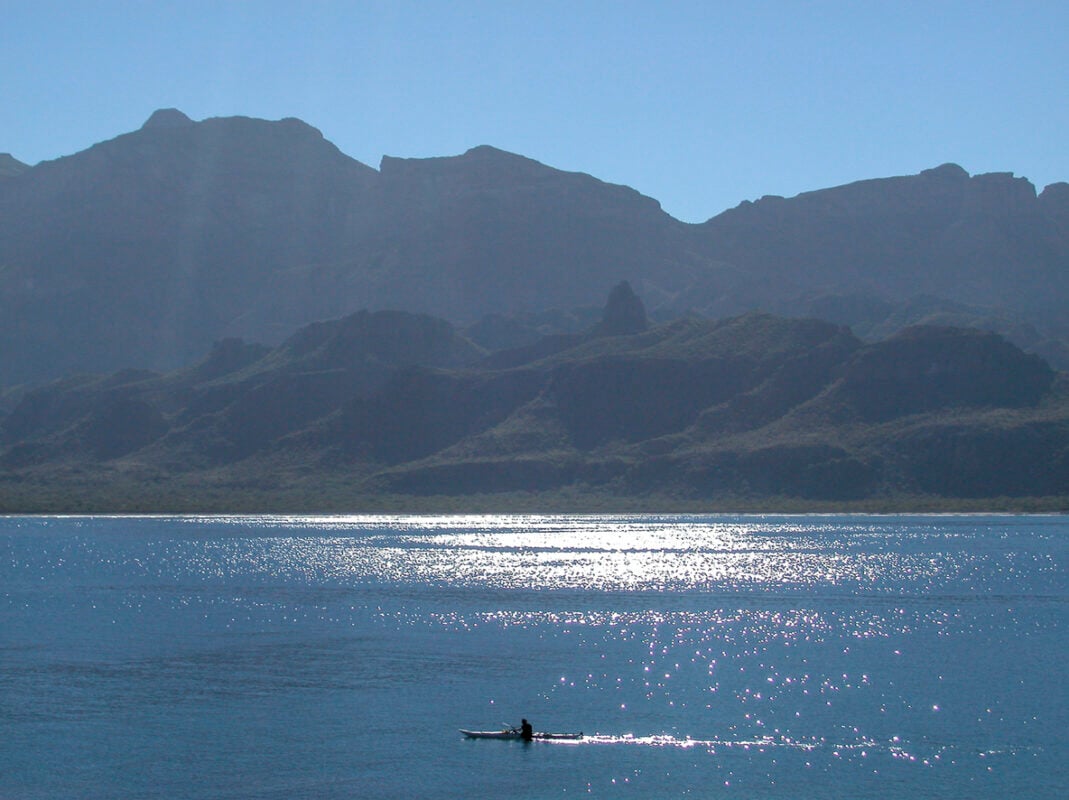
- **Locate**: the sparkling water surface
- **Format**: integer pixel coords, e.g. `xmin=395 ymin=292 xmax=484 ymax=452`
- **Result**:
xmin=1 ymin=514 xmax=1066 ymax=798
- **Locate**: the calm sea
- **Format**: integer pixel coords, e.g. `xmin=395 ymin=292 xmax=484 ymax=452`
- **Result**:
xmin=1 ymin=514 xmax=1066 ymax=799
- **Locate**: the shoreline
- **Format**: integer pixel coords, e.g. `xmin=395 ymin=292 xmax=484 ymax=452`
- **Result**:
xmin=2 ymin=484 xmax=1066 ymax=516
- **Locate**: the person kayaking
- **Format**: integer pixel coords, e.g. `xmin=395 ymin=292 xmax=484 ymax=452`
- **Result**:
xmin=519 ymin=718 xmax=533 ymax=741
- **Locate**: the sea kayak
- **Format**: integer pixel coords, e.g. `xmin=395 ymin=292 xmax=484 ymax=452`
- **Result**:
xmin=460 ymin=729 xmax=583 ymax=740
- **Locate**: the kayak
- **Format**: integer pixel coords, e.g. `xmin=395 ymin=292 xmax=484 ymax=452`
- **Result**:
xmin=460 ymin=729 xmax=583 ymax=741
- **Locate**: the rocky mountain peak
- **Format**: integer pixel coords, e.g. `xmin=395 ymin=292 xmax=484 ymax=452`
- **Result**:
xmin=378 ymin=145 xmax=660 ymax=212
xmin=379 ymin=145 xmax=555 ymax=188
xmin=920 ymin=163 xmax=969 ymax=180
xmin=594 ymin=281 xmax=648 ymax=336
xmin=140 ymin=108 xmax=194 ymax=129
xmin=961 ymin=171 xmax=1038 ymax=217
xmin=1038 ymin=182 xmax=1069 ymax=228
xmin=0 ymin=153 xmax=29 ymax=178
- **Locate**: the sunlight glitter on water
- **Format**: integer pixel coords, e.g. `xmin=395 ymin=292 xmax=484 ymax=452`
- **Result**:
xmin=3 ymin=514 xmax=1066 ymax=799
xmin=170 ymin=515 xmax=958 ymax=593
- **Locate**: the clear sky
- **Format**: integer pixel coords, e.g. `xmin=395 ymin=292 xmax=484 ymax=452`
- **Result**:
xmin=3 ymin=0 xmax=1067 ymax=222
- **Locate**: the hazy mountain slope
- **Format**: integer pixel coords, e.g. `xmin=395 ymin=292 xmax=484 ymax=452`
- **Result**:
xmin=0 ymin=308 xmax=481 ymax=468
xmin=2 ymin=110 xmax=1067 ymax=386
xmin=3 ymin=287 xmax=1062 ymax=509
xmin=352 ymin=146 xmax=693 ymax=316
xmin=0 ymin=113 xmax=693 ymax=384
xmin=0 ymin=110 xmax=380 ymax=382
xmin=0 ymin=153 xmax=28 ymax=178
xmin=350 ymin=318 xmax=1064 ymax=502
xmin=693 ymin=164 xmax=1069 ymax=319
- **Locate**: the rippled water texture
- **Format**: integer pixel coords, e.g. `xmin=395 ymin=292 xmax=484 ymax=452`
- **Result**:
xmin=1 ymin=514 xmax=1066 ymax=798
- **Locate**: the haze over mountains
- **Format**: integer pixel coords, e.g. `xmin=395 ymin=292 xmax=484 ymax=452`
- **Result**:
xmin=3 ymin=283 xmax=1066 ymax=511
xmin=2 ymin=110 xmax=1067 ymax=510
xmin=3 ymin=109 xmax=1068 ymax=386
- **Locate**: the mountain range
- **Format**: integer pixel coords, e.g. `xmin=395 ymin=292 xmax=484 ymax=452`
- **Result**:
xmin=2 ymin=109 xmax=1068 ymax=387
xmin=2 ymin=284 xmax=1066 ymax=511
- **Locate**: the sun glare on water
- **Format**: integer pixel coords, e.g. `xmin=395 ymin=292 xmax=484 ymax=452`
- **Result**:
xmin=172 ymin=514 xmax=956 ymax=594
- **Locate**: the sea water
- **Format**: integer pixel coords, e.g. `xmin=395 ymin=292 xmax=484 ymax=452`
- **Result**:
xmin=1 ymin=514 xmax=1066 ymax=799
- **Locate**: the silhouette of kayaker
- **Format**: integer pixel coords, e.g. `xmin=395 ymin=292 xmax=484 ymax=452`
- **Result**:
xmin=519 ymin=718 xmax=533 ymax=741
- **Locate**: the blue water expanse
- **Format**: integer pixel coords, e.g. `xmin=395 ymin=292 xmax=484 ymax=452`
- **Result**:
xmin=1 ymin=514 xmax=1066 ymax=799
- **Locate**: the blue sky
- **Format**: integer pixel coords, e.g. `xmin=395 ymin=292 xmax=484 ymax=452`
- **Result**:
xmin=3 ymin=0 xmax=1067 ymax=222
